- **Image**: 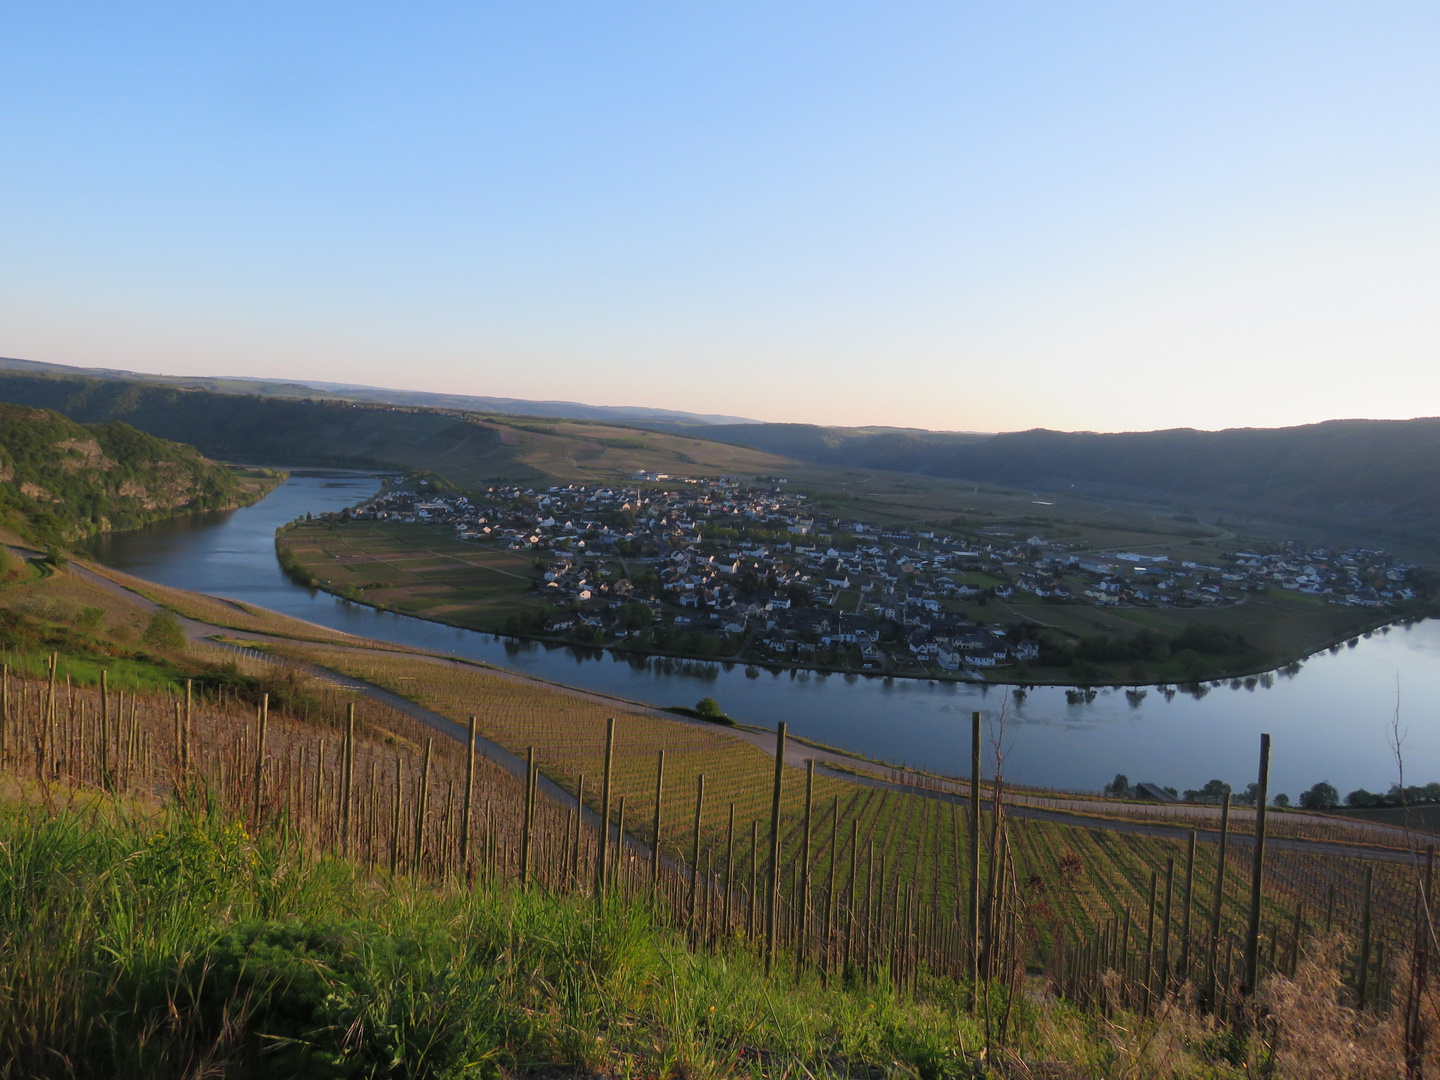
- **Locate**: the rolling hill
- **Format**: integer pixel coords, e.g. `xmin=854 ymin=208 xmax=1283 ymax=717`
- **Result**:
xmin=0 ymin=370 xmax=789 ymax=487
xmin=3 ymin=361 xmax=1439 ymax=550
xmin=648 ymin=418 xmax=1440 ymax=541
xmin=0 ymin=356 xmax=755 ymax=426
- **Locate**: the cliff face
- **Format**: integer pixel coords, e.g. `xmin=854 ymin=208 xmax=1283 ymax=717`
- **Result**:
xmin=0 ymin=403 xmax=247 ymax=543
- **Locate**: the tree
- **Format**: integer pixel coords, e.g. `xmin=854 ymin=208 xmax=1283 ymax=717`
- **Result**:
xmin=695 ymin=697 xmax=723 ymax=719
xmin=617 ymin=602 xmax=653 ymax=631
xmin=1183 ymin=778 xmax=1232 ymax=804
xmin=1232 ymin=782 xmax=1262 ymax=807
xmin=1299 ymin=781 xmax=1340 ymax=810
xmin=1104 ymin=774 xmax=1132 ymax=798
xmin=142 ymin=610 xmax=186 ymax=652
xmin=1273 ymin=792 xmax=1291 ymax=808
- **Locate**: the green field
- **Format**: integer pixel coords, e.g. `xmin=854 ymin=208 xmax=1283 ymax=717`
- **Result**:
xmin=281 ymin=520 xmax=549 ymax=631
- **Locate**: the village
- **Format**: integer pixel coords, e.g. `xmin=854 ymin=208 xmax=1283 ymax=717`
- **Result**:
xmin=339 ymin=475 xmax=1426 ymax=677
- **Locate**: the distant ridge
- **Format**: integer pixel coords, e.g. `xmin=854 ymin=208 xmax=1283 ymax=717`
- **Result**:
xmin=0 ymin=357 xmax=757 ymax=428
xmin=2 ymin=355 xmax=1439 ymax=551
xmin=640 ymin=417 xmax=1440 ymax=547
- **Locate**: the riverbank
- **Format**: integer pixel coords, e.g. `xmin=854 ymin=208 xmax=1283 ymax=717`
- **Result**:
xmin=78 ymin=472 xmax=1440 ymax=796
xmin=275 ymin=513 xmax=1417 ymax=690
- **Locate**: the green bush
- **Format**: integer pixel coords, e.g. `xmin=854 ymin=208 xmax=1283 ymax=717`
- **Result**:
xmin=142 ymin=610 xmax=187 ymax=652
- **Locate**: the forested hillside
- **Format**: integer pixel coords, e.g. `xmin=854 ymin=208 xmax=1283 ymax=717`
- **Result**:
xmin=0 ymin=403 xmax=247 ymax=544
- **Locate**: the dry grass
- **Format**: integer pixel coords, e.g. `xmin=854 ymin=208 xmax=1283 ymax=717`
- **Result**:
xmin=1256 ymin=934 xmax=1413 ymax=1078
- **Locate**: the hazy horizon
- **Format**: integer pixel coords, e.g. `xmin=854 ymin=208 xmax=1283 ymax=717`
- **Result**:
xmin=2 ymin=4 xmax=1436 ymax=433
xmin=10 ymin=352 xmax=1440 ymax=437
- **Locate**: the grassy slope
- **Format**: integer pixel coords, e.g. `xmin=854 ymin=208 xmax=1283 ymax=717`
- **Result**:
xmin=79 ymin=558 xmax=400 ymax=648
xmin=0 ymin=799 xmax=1217 ymax=1079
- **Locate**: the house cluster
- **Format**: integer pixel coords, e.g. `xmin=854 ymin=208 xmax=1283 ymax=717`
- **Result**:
xmin=343 ymin=480 xmax=1423 ymax=672
xmin=1226 ymin=545 xmax=1420 ymax=607
xmin=999 ymin=542 xmax=1420 ymax=611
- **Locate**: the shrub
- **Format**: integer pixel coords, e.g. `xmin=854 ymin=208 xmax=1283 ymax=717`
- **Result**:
xmin=141 ymin=610 xmax=186 ymax=652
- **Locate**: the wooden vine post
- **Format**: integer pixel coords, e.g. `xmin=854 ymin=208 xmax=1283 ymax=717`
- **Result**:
xmin=341 ymin=702 xmax=356 ymax=854
xmin=415 ymin=738 xmax=432 ymax=873
xmin=460 ymin=716 xmax=477 ymax=882
xmin=650 ymin=750 xmax=665 ymax=899
xmin=1160 ymin=857 xmax=1175 ymax=993
xmin=1207 ymin=792 xmax=1231 ymax=1005
xmin=572 ymin=773 xmax=585 ymax=887
xmin=596 ymin=717 xmax=615 ymax=905
xmin=252 ymin=693 xmax=269 ymax=824
xmin=389 ymin=755 xmax=402 ymax=875
xmin=520 ymin=746 xmax=536 ymax=887
xmin=99 ymin=670 xmax=110 ymax=789
xmin=823 ymin=796 xmax=838 ymax=981
xmin=724 ymin=802 xmax=735 ymax=931
xmin=798 ymin=758 xmax=815 ymax=971
xmin=1180 ymin=829 xmax=1196 ymax=983
xmin=0 ymin=663 xmax=8 ymax=767
xmin=1242 ymin=733 xmax=1271 ymax=995
xmin=688 ymin=773 xmax=706 ymax=934
xmin=969 ymin=710 xmax=982 ymax=1000
xmin=765 ymin=721 xmax=787 ymax=975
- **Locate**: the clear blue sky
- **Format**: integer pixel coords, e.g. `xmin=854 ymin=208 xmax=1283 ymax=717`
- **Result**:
xmin=2 ymin=3 xmax=1436 ymax=432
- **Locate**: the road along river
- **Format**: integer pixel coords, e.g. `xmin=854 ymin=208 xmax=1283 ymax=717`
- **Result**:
xmin=82 ymin=472 xmax=1440 ymax=800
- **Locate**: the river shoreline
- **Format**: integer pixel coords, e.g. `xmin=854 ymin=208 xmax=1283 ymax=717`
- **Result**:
xmin=78 ymin=471 xmax=1440 ymax=795
xmin=277 ymin=542 xmax=1419 ymax=692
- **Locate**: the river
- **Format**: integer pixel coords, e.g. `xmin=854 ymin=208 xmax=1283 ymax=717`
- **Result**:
xmin=82 ymin=472 xmax=1440 ymax=799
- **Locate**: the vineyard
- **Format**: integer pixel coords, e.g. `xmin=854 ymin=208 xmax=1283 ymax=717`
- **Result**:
xmin=228 ymin=639 xmax=1433 ymax=1018
xmin=0 ymin=629 xmax=1436 ymax=1072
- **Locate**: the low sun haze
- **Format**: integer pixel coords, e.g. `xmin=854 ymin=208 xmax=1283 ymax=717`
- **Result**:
xmin=1 ymin=3 xmax=1437 ymax=433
